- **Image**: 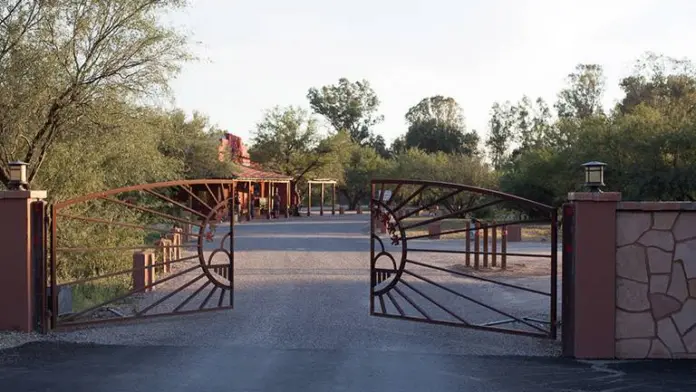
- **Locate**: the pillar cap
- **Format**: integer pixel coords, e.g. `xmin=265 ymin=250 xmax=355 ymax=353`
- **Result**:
xmin=0 ymin=190 xmax=47 ymax=200
xmin=567 ymin=192 xmax=621 ymax=202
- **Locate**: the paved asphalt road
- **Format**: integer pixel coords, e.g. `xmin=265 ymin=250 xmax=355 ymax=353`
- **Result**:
xmin=1 ymin=215 xmax=694 ymax=392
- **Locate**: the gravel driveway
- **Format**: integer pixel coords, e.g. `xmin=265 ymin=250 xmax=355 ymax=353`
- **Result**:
xmin=3 ymin=215 xmax=696 ymax=391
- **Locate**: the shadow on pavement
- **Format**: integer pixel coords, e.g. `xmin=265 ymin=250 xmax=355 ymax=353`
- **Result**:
xmin=0 ymin=341 xmax=694 ymax=392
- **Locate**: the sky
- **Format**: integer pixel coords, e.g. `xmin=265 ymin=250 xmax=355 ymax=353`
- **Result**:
xmin=164 ymin=0 xmax=696 ymax=145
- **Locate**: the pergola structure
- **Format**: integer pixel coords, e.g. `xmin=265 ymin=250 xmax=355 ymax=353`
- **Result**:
xmin=307 ymin=178 xmax=338 ymax=216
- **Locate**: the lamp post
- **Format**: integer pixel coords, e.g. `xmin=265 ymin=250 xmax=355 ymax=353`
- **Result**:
xmin=581 ymin=161 xmax=606 ymax=193
xmin=8 ymin=161 xmax=28 ymax=191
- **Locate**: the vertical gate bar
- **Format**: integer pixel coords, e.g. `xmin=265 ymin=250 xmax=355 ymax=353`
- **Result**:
xmin=492 ymin=221 xmax=498 ymax=267
xmin=550 ymin=211 xmax=559 ymax=339
xmin=501 ymin=225 xmax=507 ymax=270
xmin=369 ymin=182 xmax=376 ymax=315
xmin=320 ymin=183 xmax=324 ymax=216
xmin=465 ymin=222 xmax=471 ymax=267
xmin=50 ymin=205 xmax=58 ymax=330
xmin=474 ymin=221 xmax=480 ymax=270
xmin=561 ymin=204 xmax=575 ymax=353
xmin=229 ymin=183 xmax=235 ymax=307
xmin=332 ymin=183 xmax=336 ymax=215
xmin=307 ymin=182 xmax=312 ymax=217
xmin=31 ymin=201 xmax=46 ymax=333
xmin=41 ymin=202 xmax=48 ymax=333
xmin=483 ymin=222 xmax=489 ymax=268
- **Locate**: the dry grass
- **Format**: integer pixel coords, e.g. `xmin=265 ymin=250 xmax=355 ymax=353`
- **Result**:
xmin=401 ymin=218 xmax=556 ymax=242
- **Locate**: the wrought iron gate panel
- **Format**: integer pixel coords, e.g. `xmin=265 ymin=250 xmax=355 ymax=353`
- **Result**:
xmin=370 ymin=179 xmax=559 ymax=339
xmin=47 ymin=179 xmax=236 ymax=330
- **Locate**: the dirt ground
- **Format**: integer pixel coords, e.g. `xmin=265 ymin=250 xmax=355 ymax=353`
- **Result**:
xmin=450 ymin=255 xmax=562 ymax=278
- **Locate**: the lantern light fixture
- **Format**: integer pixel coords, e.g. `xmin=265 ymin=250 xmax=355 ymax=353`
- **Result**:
xmin=8 ymin=161 xmax=28 ymax=191
xmin=581 ymin=161 xmax=606 ymax=193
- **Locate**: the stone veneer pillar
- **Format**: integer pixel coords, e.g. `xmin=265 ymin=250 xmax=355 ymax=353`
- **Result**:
xmin=0 ymin=190 xmax=47 ymax=332
xmin=614 ymin=202 xmax=696 ymax=359
xmin=566 ymin=192 xmax=621 ymax=359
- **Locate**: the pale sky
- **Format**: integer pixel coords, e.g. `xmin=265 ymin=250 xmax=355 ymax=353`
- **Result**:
xmin=165 ymin=0 xmax=696 ymax=144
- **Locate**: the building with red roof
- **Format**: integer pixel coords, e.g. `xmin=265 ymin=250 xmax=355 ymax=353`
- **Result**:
xmin=217 ymin=132 xmax=293 ymax=219
xmin=186 ymin=132 xmax=336 ymax=220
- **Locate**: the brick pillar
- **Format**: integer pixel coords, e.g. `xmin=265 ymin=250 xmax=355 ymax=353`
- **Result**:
xmin=564 ymin=192 xmax=621 ymax=359
xmin=506 ymin=224 xmax=522 ymax=242
xmin=0 ymin=190 xmax=47 ymax=332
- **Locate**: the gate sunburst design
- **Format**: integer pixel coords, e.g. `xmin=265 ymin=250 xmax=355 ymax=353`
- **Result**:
xmin=369 ymin=179 xmax=560 ymax=339
xmin=47 ymin=179 xmax=237 ymax=330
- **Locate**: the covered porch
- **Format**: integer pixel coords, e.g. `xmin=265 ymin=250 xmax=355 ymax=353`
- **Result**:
xmin=181 ymin=167 xmax=293 ymax=221
xmin=232 ymin=166 xmax=293 ymax=221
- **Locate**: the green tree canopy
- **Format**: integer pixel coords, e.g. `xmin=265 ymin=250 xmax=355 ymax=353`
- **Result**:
xmin=306 ymin=77 xmax=384 ymax=145
xmin=402 ymin=96 xmax=480 ymax=156
xmin=0 ymin=0 xmax=190 ymax=188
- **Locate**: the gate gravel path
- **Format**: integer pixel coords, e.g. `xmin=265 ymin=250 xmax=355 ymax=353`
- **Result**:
xmin=1 ymin=215 xmax=694 ymax=391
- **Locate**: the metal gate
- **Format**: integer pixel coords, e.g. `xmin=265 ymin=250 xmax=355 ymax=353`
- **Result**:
xmin=369 ymin=179 xmax=559 ymax=339
xmin=44 ymin=180 xmax=236 ymax=330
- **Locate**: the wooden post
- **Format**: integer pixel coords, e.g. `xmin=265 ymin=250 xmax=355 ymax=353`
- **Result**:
xmin=320 ymin=183 xmax=325 ymax=216
xmin=162 ymin=235 xmax=174 ymax=273
xmin=267 ymin=182 xmax=272 ymax=220
xmin=133 ymin=251 xmax=155 ymax=293
xmin=217 ymin=185 xmax=222 ymax=209
xmin=247 ymin=181 xmax=252 ymax=221
xmin=146 ymin=252 xmax=155 ymax=292
xmin=307 ymin=182 xmax=312 ymax=216
xmin=483 ymin=222 xmax=489 ymax=268
xmin=465 ymin=221 xmax=471 ymax=267
xmin=286 ymin=182 xmax=291 ymax=218
xmin=491 ymin=221 xmax=498 ymax=268
xmin=270 ymin=182 xmax=274 ymax=218
xmin=501 ymin=225 xmax=507 ymax=270
xmin=474 ymin=221 xmax=480 ymax=270
xmin=133 ymin=252 xmax=147 ymax=293
xmin=155 ymin=239 xmax=171 ymax=274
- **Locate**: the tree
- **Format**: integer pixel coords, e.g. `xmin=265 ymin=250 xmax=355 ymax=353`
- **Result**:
xmin=507 ymin=96 xmax=557 ymax=157
xmin=485 ymin=102 xmax=516 ymax=170
xmin=498 ymin=53 xmax=696 ymax=204
xmin=405 ymin=96 xmax=466 ymax=128
xmin=340 ymin=145 xmax=391 ymax=209
xmin=403 ymin=96 xmax=479 ymax=155
xmin=529 ymin=98 xmax=555 ymax=148
xmin=404 ymin=119 xmax=480 ymax=155
xmin=390 ymin=136 xmax=407 ymax=156
xmin=249 ymin=106 xmax=323 ymax=180
xmin=0 ymin=0 xmax=190 ymax=188
xmin=156 ymin=110 xmax=238 ymax=179
xmin=555 ymin=64 xmax=606 ymax=119
xmin=248 ymin=106 xmax=350 ymax=202
xmin=388 ymin=148 xmax=497 ymax=213
xmin=617 ymin=53 xmax=696 ymax=115
xmin=306 ymin=77 xmax=384 ymax=145
xmin=368 ymin=134 xmax=390 ymax=159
